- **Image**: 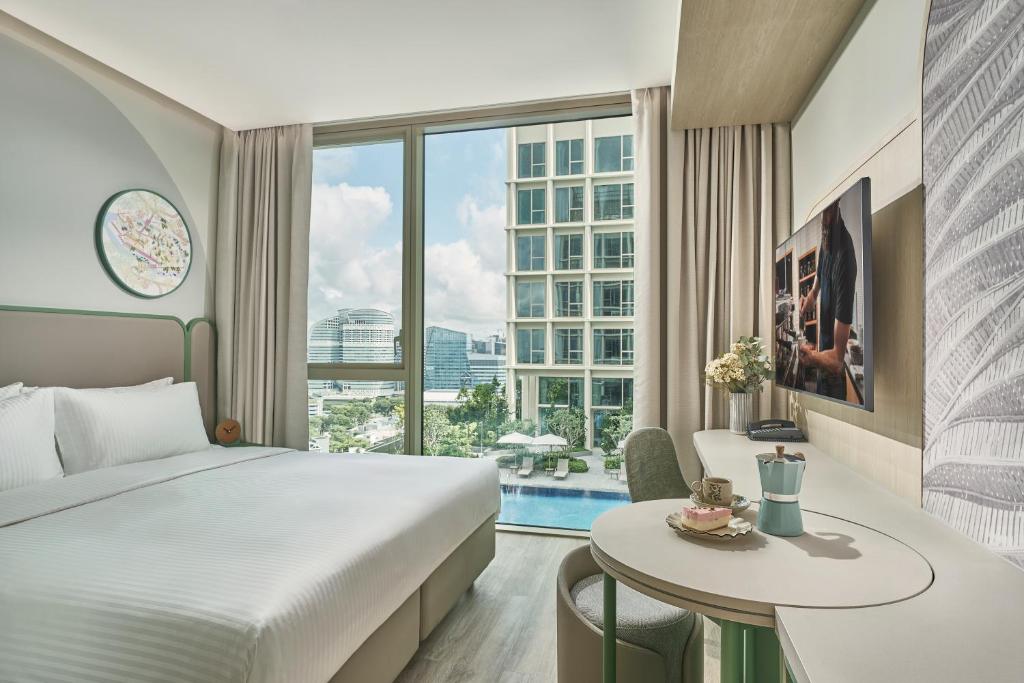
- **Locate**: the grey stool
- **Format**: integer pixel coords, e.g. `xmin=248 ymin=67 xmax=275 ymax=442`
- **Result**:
xmin=624 ymin=428 xmax=692 ymax=502
xmin=556 ymin=546 xmax=703 ymax=682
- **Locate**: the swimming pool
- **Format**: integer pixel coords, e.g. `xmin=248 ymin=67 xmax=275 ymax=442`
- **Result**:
xmin=498 ymin=484 xmax=631 ymax=531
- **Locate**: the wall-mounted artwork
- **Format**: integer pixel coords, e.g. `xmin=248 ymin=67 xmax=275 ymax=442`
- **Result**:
xmin=923 ymin=0 xmax=1024 ymax=569
xmin=95 ymin=189 xmax=192 ymax=298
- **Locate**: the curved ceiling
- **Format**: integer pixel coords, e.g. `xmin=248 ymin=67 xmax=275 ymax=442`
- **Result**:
xmin=0 ymin=0 xmax=678 ymax=130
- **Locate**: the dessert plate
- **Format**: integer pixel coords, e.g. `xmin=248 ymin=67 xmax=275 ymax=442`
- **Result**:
xmin=689 ymin=492 xmax=751 ymax=513
xmin=666 ymin=512 xmax=753 ymax=541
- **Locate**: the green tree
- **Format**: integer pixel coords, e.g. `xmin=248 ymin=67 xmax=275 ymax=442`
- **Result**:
xmin=599 ymin=412 xmax=634 ymax=455
xmin=546 ymin=408 xmax=587 ymax=453
xmin=452 ymin=378 xmax=509 ymax=449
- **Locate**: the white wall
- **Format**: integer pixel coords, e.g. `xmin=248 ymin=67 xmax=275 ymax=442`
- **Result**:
xmin=0 ymin=13 xmax=222 ymax=321
xmin=791 ymin=0 xmax=928 ymax=225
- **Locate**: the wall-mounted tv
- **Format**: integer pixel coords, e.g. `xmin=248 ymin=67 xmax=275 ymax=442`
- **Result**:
xmin=774 ymin=177 xmax=873 ymax=411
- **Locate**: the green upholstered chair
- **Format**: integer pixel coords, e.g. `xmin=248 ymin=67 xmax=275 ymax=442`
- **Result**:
xmin=623 ymin=427 xmax=692 ymax=502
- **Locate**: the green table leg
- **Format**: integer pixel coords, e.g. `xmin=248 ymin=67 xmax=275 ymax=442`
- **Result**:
xmin=719 ymin=620 xmax=782 ymax=683
xmin=721 ymin=620 xmax=744 ymax=683
xmin=603 ymin=573 xmax=616 ymax=683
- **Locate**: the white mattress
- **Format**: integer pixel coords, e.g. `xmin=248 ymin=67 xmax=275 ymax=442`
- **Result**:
xmin=0 ymin=447 xmax=499 ymax=683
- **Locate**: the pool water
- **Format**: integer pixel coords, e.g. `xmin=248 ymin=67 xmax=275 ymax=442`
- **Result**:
xmin=498 ymin=484 xmax=631 ymax=531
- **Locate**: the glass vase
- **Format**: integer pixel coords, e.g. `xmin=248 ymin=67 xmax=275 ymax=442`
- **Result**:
xmin=729 ymin=392 xmax=753 ymax=435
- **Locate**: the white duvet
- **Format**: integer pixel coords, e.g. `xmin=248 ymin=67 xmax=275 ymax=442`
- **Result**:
xmin=0 ymin=447 xmax=499 ymax=683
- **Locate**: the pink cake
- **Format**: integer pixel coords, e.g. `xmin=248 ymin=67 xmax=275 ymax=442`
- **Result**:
xmin=680 ymin=505 xmax=732 ymax=532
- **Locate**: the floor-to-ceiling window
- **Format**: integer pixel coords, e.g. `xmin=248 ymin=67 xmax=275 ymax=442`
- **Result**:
xmin=306 ymin=139 xmax=408 ymax=454
xmin=309 ymin=103 xmax=635 ymax=530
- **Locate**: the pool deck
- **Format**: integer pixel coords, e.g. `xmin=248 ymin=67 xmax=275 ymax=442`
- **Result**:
xmin=488 ymin=453 xmax=630 ymax=494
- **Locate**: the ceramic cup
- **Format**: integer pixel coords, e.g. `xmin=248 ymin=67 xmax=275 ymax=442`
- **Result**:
xmin=692 ymin=477 xmax=734 ymax=506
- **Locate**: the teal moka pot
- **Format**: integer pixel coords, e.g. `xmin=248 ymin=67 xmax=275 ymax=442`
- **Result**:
xmin=756 ymin=444 xmax=806 ymax=536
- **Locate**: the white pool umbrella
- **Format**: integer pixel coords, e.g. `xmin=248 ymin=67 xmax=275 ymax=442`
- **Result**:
xmin=497 ymin=431 xmax=534 ymax=445
xmin=533 ymin=433 xmax=568 ymax=448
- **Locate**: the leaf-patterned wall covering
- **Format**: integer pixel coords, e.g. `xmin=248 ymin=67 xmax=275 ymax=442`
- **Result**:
xmin=923 ymin=0 xmax=1024 ymax=569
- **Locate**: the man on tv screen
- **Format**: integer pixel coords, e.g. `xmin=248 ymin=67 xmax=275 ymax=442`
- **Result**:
xmin=799 ymin=198 xmax=857 ymax=400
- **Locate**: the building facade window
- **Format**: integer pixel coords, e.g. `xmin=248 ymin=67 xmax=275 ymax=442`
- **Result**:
xmin=518 ymin=141 xmax=546 ymax=178
xmin=592 ymin=377 xmax=634 ymax=407
xmin=516 ymin=234 xmax=546 ymax=271
xmin=554 ymin=280 xmax=583 ymax=317
xmin=554 ymin=328 xmax=583 ymax=364
xmin=516 ymin=328 xmax=545 ymax=364
xmin=593 ymin=280 xmax=634 ymax=316
xmin=539 ymin=376 xmax=584 ymax=408
xmin=594 ymin=134 xmax=634 ymax=173
xmin=515 ymin=281 xmax=546 ymax=318
xmin=554 ymin=186 xmax=585 ymax=223
xmin=593 ymin=231 xmax=635 ymax=268
xmin=555 ymin=139 xmax=584 ymax=175
xmin=593 ymin=183 xmax=634 ymax=221
xmin=593 ymin=328 xmax=634 ymax=365
xmin=517 ymin=187 xmax=546 ymax=225
xmin=555 ymin=233 xmax=583 ymax=270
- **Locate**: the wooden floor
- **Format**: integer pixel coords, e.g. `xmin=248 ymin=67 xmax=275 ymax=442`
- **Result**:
xmin=397 ymin=531 xmax=722 ymax=683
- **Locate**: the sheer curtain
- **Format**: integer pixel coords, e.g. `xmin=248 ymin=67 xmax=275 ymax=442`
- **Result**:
xmin=216 ymin=124 xmax=313 ymax=450
xmin=633 ymin=87 xmax=790 ymax=480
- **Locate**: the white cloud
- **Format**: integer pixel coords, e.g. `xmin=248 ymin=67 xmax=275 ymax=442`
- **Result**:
xmin=308 ymin=182 xmax=402 ymax=324
xmin=424 ymin=240 xmax=505 ymax=335
xmin=312 ymin=147 xmax=356 ymax=185
xmin=308 ymin=182 xmax=507 ymax=339
xmin=455 ymin=194 xmax=506 ymax=271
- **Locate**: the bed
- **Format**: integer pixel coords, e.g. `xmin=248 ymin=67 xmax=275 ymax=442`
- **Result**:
xmin=0 ymin=306 xmax=499 ymax=683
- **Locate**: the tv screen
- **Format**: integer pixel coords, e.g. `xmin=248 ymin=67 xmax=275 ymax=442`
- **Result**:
xmin=774 ymin=178 xmax=873 ymax=410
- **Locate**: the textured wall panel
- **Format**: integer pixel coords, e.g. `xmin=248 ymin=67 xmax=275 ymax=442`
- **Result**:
xmin=923 ymin=0 xmax=1024 ymax=568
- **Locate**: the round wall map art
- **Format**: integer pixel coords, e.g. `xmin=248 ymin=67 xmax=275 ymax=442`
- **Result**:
xmin=95 ymin=189 xmax=192 ymax=298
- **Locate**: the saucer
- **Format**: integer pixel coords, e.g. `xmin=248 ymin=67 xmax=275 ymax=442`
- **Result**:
xmin=690 ymin=492 xmax=751 ymax=513
xmin=665 ymin=512 xmax=753 ymax=541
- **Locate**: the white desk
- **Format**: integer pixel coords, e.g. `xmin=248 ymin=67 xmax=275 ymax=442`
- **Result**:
xmin=695 ymin=430 xmax=1024 ymax=683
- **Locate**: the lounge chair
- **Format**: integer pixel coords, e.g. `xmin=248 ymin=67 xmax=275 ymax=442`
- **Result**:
xmin=518 ymin=455 xmax=534 ymax=478
xmin=553 ymin=458 xmax=570 ymax=480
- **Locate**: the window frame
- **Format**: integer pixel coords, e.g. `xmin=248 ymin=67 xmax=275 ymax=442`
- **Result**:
xmin=516 ymin=233 xmax=546 ymax=271
xmin=553 ymin=327 xmax=584 ymax=365
xmin=555 ymin=138 xmax=585 ymax=176
xmin=554 ymin=280 xmax=584 ymax=317
xmin=593 ymin=279 xmax=635 ymax=317
xmin=516 ymin=327 xmax=546 ymax=364
xmin=592 ymin=327 xmax=635 ymax=365
xmin=312 ymin=94 xmax=632 ymax=455
xmin=554 ymin=185 xmax=585 ymax=223
xmin=593 ymin=231 xmax=635 ymax=269
xmin=517 ymin=186 xmax=546 ymax=225
xmin=515 ymin=280 xmax=546 ymax=318
xmin=555 ymin=233 xmax=584 ymax=270
xmin=594 ymin=134 xmax=634 ymax=173
xmin=518 ymin=141 xmax=546 ymax=179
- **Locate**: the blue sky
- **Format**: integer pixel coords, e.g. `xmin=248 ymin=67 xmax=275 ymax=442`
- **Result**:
xmin=309 ymin=129 xmax=508 ymax=338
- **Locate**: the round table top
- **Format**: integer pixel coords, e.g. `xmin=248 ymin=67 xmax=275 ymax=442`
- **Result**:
xmin=590 ymin=499 xmax=934 ymax=625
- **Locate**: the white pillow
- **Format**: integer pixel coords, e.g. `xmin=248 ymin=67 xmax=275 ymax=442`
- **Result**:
xmin=22 ymin=377 xmax=173 ymax=393
xmin=0 ymin=382 xmax=23 ymax=400
xmin=0 ymin=389 xmax=64 ymax=492
xmin=55 ymin=382 xmax=211 ymax=474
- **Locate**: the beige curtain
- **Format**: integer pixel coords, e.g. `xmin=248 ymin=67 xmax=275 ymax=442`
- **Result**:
xmin=216 ymin=124 xmax=312 ymax=450
xmin=633 ymin=87 xmax=790 ymax=480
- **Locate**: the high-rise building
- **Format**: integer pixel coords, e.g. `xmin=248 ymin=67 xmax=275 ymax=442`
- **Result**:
xmin=424 ymin=326 xmax=471 ymax=390
xmin=505 ymin=118 xmax=635 ymax=448
xmin=307 ymin=308 xmax=399 ymax=397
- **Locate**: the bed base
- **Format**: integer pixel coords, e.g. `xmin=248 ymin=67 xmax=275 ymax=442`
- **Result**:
xmin=330 ymin=514 xmax=496 ymax=683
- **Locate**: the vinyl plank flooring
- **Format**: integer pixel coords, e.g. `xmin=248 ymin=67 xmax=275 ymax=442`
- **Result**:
xmin=397 ymin=531 xmax=721 ymax=683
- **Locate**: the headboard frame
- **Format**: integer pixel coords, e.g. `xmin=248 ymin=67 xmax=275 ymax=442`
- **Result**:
xmin=0 ymin=305 xmax=217 ymax=438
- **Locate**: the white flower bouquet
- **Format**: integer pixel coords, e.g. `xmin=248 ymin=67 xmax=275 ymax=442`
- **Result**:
xmin=704 ymin=336 xmax=772 ymax=394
